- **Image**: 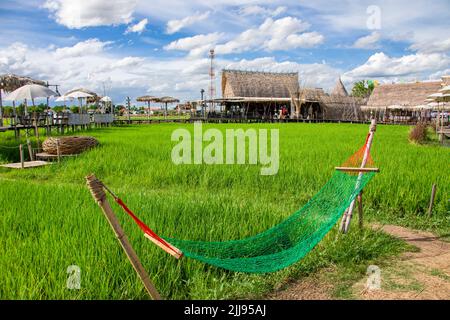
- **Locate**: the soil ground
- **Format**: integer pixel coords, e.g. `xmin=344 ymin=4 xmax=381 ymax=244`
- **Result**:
xmin=269 ymin=225 xmax=450 ymax=300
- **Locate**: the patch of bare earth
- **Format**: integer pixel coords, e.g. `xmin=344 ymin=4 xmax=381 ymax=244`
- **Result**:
xmin=354 ymin=224 xmax=450 ymax=300
xmin=267 ymin=270 xmax=334 ymax=300
xmin=269 ymin=225 xmax=450 ymax=300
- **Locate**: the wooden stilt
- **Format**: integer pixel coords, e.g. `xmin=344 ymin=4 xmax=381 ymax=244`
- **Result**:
xmin=85 ymin=174 xmax=162 ymax=300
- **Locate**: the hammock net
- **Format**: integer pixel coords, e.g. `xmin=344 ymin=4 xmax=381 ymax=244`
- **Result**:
xmin=164 ymin=170 xmax=374 ymax=273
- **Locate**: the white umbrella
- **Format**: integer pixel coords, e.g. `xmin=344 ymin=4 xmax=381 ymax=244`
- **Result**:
xmin=64 ymin=90 xmax=94 ymax=114
xmin=100 ymin=96 xmax=111 ymax=102
xmin=5 ymin=84 xmax=58 ymax=101
xmin=65 ymin=91 xmax=94 ymax=99
xmin=4 ymin=84 xmax=58 ymax=115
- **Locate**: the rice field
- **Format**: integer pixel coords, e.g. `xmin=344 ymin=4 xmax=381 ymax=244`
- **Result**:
xmin=0 ymin=123 xmax=448 ymax=299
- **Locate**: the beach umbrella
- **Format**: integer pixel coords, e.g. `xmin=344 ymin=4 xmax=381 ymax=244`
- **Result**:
xmin=4 ymin=84 xmax=58 ymax=115
xmin=158 ymin=96 xmax=180 ymax=118
xmin=64 ymin=89 xmax=95 ymax=114
xmin=100 ymin=96 xmax=112 ymax=102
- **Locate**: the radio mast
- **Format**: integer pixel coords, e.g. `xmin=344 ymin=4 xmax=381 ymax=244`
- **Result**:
xmin=208 ymin=49 xmax=216 ymax=112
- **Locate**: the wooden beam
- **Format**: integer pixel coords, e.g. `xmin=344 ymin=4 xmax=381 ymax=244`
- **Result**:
xmin=335 ymin=167 xmax=380 ymax=173
xmin=85 ymin=174 xmax=162 ymax=300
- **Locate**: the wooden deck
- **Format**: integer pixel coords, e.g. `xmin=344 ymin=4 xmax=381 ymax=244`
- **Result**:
xmin=35 ymin=152 xmax=77 ymax=160
xmin=1 ymin=161 xmax=51 ymax=169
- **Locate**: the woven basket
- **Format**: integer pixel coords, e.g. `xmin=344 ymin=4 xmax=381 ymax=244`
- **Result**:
xmin=42 ymin=136 xmax=98 ymax=155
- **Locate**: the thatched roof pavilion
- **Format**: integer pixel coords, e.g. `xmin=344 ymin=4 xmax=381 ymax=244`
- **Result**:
xmin=222 ymin=70 xmax=299 ymax=99
xmin=363 ymin=81 xmax=442 ymax=110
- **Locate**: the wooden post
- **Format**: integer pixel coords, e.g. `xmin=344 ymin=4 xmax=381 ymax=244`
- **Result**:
xmin=56 ymin=139 xmax=61 ymax=163
xmin=27 ymin=139 xmax=34 ymax=161
xmin=19 ymin=144 xmax=24 ymax=169
xmin=85 ymin=174 xmax=162 ymax=300
xmin=340 ymin=119 xmax=377 ymax=233
xmin=428 ymin=184 xmax=437 ymax=217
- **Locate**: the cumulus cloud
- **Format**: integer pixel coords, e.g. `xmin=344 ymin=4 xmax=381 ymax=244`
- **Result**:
xmin=166 ymin=11 xmax=210 ymax=34
xmin=164 ymin=33 xmax=223 ymax=57
xmin=54 ymin=39 xmax=112 ymax=58
xmin=43 ymin=0 xmax=137 ymax=28
xmin=125 ymin=18 xmax=148 ymax=34
xmin=215 ymin=17 xmax=323 ymax=54
xmin=352 ymin=31 xmax=381 ymax=49
xmin=344 ymin=52 xmax=450 ymax=80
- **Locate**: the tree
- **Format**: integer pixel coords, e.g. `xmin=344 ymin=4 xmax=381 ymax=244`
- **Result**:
xmin=351 ymin=80 xmax=375 ymax=98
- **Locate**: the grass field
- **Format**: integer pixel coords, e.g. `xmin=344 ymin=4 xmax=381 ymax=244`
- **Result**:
xmin=0 ymin=123 xmax=448 ymax=299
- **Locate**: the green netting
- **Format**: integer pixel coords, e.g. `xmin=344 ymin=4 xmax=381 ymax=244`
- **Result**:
xmin=165 ymin=171 xmax=375 ymax=273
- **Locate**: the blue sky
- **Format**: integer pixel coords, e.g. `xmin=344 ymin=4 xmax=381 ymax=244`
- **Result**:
xmin=0 ymin=0 xmax=449 ymax=105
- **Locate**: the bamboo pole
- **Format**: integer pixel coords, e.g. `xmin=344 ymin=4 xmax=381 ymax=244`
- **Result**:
xmin=85 ymin=174 xmax=161 ymax=300
xmin=340 ymin=119 xmax=377 ymax=233
xmin=357 ymin=192 xmax=363 ymax=229
xmin=428 ymin=184 xmax=437 ymax=217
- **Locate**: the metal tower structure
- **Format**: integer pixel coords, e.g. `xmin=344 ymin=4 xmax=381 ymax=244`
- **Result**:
xmin=208 ymin=49 xmax=216 ymax=112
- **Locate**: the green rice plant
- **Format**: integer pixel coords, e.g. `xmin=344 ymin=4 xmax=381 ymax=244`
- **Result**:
xmin=0 ymin=123 xmax=448 ymax=299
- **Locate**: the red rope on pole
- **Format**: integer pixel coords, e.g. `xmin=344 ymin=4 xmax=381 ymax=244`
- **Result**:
xmin=115 ymin=198 xmax=180 ymax=257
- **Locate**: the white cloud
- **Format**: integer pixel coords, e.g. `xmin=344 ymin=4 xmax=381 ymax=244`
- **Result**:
xmin=215 ymin=17 xmax=323 ymax=54
xmin=125 ymin=18 xmax=148 ymax=34
xmin=239 ymin=5 xmax=286 ymax=17
xmin=344 ymin=52 xmax=450 ymax=80
xmin=43 ymin=0 xmax=137 ymax=28
xmin=166 ymin=11 xmax=210 ymax=34
xmin=352 ymin=31 xmax=381 ymax=49
xmin=409 ymin=37 xmax=450 ymax=54
xmin=54 ymin=39 xmax=111 ymax=58
xmin=164 ymin=33 xmax=223 ymax=57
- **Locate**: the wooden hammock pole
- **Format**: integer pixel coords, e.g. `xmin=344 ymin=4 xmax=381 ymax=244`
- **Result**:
xmin=340 ymin=118 xmax=377 ymax=233
xmin=85 ymin=174 xmax=162 ymax=300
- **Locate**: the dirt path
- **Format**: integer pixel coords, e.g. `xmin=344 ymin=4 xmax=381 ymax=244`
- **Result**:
xmin=270 ymin=225 xmax=450 ymax=300
xmin=354 ymin=224 xmax=450 ymax=300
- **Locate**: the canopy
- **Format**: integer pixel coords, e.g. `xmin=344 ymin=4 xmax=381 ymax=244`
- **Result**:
xmin=65 ymin=91 xmax=94 ymax=99
xmin=4 ymin=84 xmax=58 ymax=101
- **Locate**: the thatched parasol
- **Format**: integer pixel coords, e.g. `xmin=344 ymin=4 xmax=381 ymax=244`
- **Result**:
xmin=158 ymin=96 xmax=180 ymax=117
xmin=137 ymin=95 xmax=160 ymax=118
xmin=0 ymin=73 xmax=46 ymax=93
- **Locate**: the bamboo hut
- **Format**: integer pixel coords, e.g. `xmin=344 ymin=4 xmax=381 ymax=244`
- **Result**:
xmin=361 ymin=80 xmax=444 ymax=123
xmin=219 ymin=70 xmax=325 ymax=119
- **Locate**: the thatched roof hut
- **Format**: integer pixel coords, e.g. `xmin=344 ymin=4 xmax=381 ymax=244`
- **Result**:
xmin=331 ymin=77 xmax=348 ymax=97
xmin=222 ymin=70 xmax=299 ymax=98
xmin=363 ymin=81 xmax=442 ymax=110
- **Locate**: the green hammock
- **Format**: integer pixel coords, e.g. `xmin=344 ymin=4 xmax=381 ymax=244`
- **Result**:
xmin=162 ymin=170 xmax=375 ymax=273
